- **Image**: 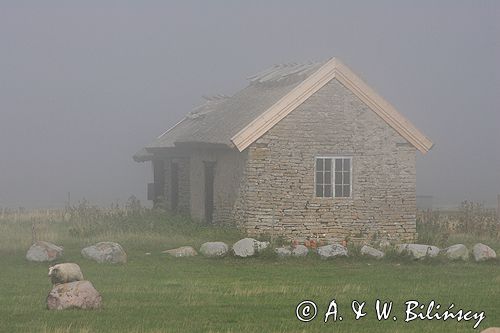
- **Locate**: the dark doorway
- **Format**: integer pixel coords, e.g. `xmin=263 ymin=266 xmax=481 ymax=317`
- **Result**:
xmin=170 ymin=162 xmax=179 ymax=211
xmin=204 ymin=161 xmax=216 ymax=224
xmin=152 ymin=160 xmax=165 ymax=202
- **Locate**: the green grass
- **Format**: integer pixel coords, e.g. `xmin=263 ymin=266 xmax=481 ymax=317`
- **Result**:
xmin=0 ymin=211 xmax=499 ymax=332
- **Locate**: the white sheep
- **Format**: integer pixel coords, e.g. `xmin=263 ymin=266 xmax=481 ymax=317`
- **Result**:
xmin=48 ymin=263 xmax=84 ymax=285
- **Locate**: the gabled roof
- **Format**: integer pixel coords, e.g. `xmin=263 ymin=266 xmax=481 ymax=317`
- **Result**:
xmin=232 ymin=58 xmax=433 ymax=153
xmin=134 ymin=57 xmax=433 ymax=161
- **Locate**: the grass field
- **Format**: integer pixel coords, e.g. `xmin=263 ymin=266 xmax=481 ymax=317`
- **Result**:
xmin=0 ymin=209 xmax=499 ymax=332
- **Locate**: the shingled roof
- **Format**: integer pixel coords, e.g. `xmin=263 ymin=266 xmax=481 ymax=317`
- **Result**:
xmin=134 ymin=58 xmax=433 ymax=162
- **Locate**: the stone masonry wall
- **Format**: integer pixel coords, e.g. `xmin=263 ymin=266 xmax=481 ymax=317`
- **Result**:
xmin=233 ymin=79 xmax=417 ymax=243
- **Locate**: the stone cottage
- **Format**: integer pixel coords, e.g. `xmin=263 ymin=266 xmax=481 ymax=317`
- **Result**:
xmin=134 ymin=58 xmax=433 ymax=242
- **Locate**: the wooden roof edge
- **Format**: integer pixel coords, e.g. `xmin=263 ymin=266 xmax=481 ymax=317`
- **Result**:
xmin=157 ymin=117 xmax=187 ymax=139
xmin=231 ymin=57 xmax=434 ymax=154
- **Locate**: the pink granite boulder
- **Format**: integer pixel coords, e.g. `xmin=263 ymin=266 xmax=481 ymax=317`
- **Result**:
xmin=26 ymin=241 xmax=63 ymax=262
xmin=47 ymin=280 xmax=102 ymax=310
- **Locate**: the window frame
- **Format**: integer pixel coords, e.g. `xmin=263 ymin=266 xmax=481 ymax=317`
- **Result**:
xmin=314 ymin=156 xmax=353 ymax=198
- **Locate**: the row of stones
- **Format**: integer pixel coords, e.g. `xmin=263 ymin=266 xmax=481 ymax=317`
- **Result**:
xmin=164 ymin=239 xmax=498 ymax=262
xmin=164 ymin=239 xmax=347 ymax=259
xmin=28 ymin=238 xmax=498 ymax=263
xmin=163 ymin=238 xmax=270 ymax=258
xmin=277 ymin=242 xmax=497 ymax=262
xmin=394 ymin=243 xmax=497 ymax=262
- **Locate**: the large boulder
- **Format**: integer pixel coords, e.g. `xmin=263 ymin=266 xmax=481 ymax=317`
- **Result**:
xmin=47 ymin=280 xmax=102 ymax=310
xmin=472 ymin=243 xmax=497 ymax=262
xmin=444 ymin=244 xmax=469 ymax=261
xmin=81 ymin=242 xmax=127 ymax=264
xmin=361 ymin=245 xmax=385 ymax=259
xmin=232 ymin=238 xmax=269 ymax=258
xmin=396 ymin=244 xmax=440 ymax=259
xmin=26 ymin=241 xmax=63 ymax=262
xmin=199 ymin=242 xmax=228 ymax=258
xmin=291 ymin=245 xmax=309 ymax=257
xmin=162 ymin=246 xmax=197 ymax=257
xmin=317 ymin=244 xmax=348 ymax=259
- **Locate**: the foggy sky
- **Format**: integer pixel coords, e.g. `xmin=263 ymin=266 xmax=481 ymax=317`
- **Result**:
xmin=1 ymin=1 xmax=499 ymax=208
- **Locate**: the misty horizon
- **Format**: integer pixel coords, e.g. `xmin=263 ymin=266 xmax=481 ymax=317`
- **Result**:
xmin=1 ymin=1 xmax=499 ymax=209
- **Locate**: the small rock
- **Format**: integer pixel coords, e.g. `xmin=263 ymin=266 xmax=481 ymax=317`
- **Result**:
xmin=396 ymin=244 xmax=440 ymax=259
xmin=232 ymin=238 xmax=269 ymax=258
xmin=81 ymin=242 xmax=127 ymax=264
xmin=472 ymin=243 xmax=497 ymax=262
xmin=199 ymin=242 xmax=228 ymax=258
xmin=255 ymin=240 xmax=270 ymax=252
xmin=26 ymin=241 xmax=63 ymax=262
xmin=444 ymin=244 xmax=469 ymax=261
xmin=317 ymin=244 xmax=348 ymax=259
xmin=361 ymin=245 xmax=385 ymax=259
xmin=47 ymin=280 xmax=102 ymax=310
xmin=291 ymin=245 xmax=308 ymax=257
xmin=275 ymin=247 xmax=292 ymax=258
xmin=162 ymin=246 xmax=197 ymax=257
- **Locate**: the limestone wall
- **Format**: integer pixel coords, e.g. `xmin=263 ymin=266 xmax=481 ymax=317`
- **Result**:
xmin=233 ymin=79 xmax=417 ymax=242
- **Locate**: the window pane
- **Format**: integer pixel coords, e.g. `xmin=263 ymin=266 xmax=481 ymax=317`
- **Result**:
xmin=335 ymin=172 xmax=342 ymax=185
xmin=343 ymin=185 xmax=351 ymax=197
xmin=316 ymin=172 xmax=323 ymax=184
xmin=335 ymin=158 xmax=343 ymax=171
xmin=324 ymin=185 xmax=332 ymax=197
xmin=343 ymin=171 xmax=350 ymax=185
xmin=324 ymin=158 xmax=332 ymax=171
xmin=343 ymin=158 xmax=350 ymax=170
xmin=324 ymin=171 xmax=331 ymax=184
xmin=316 ymin=185 xmax=323 ymax=197
xmin=335 ymin=185 xmax=343 ymax=197
xmin=316 ymin=158 xmax=323 ymax=171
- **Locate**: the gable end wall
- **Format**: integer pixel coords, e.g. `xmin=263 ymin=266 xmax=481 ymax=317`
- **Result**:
xmin=233 ymin=79 xmax=417 ymax=243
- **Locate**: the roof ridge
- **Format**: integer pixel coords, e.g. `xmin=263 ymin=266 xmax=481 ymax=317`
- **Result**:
xmin=247 ymin=61 xmax=322 ymax=85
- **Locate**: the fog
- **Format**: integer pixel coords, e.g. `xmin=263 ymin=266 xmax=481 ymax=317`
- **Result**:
xmin=1 ymin=1 xmax=499 ymax=209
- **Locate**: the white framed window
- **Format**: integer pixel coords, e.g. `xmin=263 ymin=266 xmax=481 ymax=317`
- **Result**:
xmin=315 ymin=156 xmax=352 ymax=198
